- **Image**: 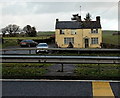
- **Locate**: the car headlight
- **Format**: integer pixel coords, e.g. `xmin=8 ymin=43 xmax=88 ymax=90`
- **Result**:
xmin=37 ymin=50 xmax=39 ymax=52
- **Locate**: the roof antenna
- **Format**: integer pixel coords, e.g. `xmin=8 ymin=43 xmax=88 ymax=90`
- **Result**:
xmin=80 ymin=6 xmax=81 ymax=16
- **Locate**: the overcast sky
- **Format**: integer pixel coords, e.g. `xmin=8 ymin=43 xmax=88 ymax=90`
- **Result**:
xmin=0 ymin=0 xmax=119 ymax=31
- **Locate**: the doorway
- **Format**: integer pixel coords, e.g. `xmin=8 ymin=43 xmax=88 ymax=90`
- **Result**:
xmin=85 ymin=39 xmax=89 ymax=48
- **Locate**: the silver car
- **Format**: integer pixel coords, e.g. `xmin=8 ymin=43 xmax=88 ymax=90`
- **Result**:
xmin=36 ymin=43 xmax=48 ymax=54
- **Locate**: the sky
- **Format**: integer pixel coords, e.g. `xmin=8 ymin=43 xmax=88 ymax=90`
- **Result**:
xmin=0 ymin=0 xmax=119 ymax=31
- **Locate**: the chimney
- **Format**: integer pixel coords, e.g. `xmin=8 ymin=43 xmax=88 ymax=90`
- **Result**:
xmin=56 ymin=19 xmax=59 ymax=22
xmin=96 ymin=16 xmax=100 ymax=22
xmin=78 ymin=16 xmax=81 ymax=21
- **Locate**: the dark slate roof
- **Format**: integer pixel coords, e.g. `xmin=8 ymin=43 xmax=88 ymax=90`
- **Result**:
xmin=56 ymin=21 xmax=82 ymax=29
xmin=82 ymin=21 xmax=101 ymax=29
xmin=56 ymin=21 xmax=101 ymax=29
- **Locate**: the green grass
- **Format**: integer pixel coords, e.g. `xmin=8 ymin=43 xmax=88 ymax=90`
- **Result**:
xmin=2 ymin=63 xmax=51 ymax=67
xmin=2 ymin=63 xmax=52 ymax=78
xmin=42 ymin=52 xmax=120 ymax=56
xmin=75 ymin=64 xmax=120 ymax=79
xmin=2 ymin=39 xmax=19 ymax=48
xmin=0 ymin=63 xmax=2 ymax=76
xmin=3 ymin=36 xmax=51 ymax=40
xmin=102 ymin=31 xmax=119 ymax=45
xmin=37 ymin=31 xmax=55 ymax=36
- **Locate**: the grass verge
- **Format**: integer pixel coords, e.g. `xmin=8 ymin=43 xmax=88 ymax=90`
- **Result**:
xmin=75 ymin=64 xmax=120 ymax=80
xmin=2 ymin=63 xmax=52 ymax=78
xmin=2 ymin=39 xmax=19 ymax=48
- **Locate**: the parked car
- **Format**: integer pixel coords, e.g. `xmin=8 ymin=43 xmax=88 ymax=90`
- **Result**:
xmin=20 ymin=40 xmax=38 ymax=47
xmin=36 ymin=43 xmax=48 ymax=54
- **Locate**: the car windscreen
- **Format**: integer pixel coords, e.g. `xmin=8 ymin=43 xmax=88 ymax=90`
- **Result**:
xmin=38 ymin=44 xmax=48 ymax=47
xmin=21 ymin=40 xmax=33 ymax=42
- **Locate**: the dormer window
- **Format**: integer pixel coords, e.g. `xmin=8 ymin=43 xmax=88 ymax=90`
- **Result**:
xmin=60 ymin=29 xmax=65 ymax=34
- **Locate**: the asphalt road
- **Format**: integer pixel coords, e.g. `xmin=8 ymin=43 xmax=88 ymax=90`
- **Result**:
xmin=2 ymin=43 xmax=55 ymax=54
xmin=2 ymin=80 xmax=119 ymax=97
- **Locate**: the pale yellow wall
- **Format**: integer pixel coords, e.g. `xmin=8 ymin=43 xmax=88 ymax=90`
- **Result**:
xmin=55 ymin=28 xmax=102 ymax=48
xmin=82 ymin=29 xmax=102 ymax=48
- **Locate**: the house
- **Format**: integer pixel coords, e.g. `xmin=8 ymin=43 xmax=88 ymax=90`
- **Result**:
xmin=55 ymin=14 xmax=102 ymax=48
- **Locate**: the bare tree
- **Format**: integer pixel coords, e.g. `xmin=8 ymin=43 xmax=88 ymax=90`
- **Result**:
xmin=2 ymin=24 xmax=20 ymax=37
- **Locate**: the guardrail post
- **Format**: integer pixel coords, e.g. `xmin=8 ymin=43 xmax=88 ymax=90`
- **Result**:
xmin=61 ymin=64 xmax=64 ymax=72
xmin=98 ymin=63 xmax=101 ymax=74
xmin=29 ymin=50 xmax=31 ymax=54
xmin=3 ymin=50 xmax=5 ymax=54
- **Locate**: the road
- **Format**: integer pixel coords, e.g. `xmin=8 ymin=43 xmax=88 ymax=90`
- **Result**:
xmin=2 ymin=43 xmax=55 ymax=54
xmin=2 ymin=80 xmax=119 ymax=97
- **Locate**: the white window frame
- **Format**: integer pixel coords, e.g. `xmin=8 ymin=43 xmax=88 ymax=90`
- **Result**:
xmin=64 ymin=37 xmax=74 ymax=44
xmin=91 ymin=29 xmax=98 ymax=33
xmin=60 ymin=29 xmax=65 ymax=34
xmin=91 ymin=37 xmax=98 ymax=44
xmin=71 ymin=30 xmax=77 ymax=35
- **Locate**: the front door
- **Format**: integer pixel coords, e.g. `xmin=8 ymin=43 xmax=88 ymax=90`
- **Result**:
xmin=85 ymin=39 xmax=89 ymax=48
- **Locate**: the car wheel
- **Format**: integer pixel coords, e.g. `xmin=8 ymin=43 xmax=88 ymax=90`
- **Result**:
xmin=20 ymin=45 xmax=23 ymax=47
xmin=35 ymin=50 xmax=38 ymax=54
xmin=36 ymin=52 xmax=39 ymax=54
xmin=28 ymin=44 xmax=30 ymax=47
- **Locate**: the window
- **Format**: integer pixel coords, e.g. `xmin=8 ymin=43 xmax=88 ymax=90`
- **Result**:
xmin=60 ymin=29 xmax=65 ymax=34
xmin=91 ymin=29 xmax=98 ymax=33
xmin=64 ymin=37 xmax=74 ymax=44
xmin=71 ymin=30 xmax=76 ymax=35
xmin=91 ymin=38 xmax=98 ymax=44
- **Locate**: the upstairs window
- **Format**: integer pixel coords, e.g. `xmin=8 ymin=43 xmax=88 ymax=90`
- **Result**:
xmin=91 ymin=29 xmax=98 ymax=33
xmin=60 ymin=29 xmax=65 ymax=34
xmin=91 ymin=37 xmax=98 ymax=44
xmin=71 ymin=30 xmax=77 ymax=35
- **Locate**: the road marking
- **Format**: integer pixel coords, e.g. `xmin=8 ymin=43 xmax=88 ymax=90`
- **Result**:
xmin=92 ymin=81 xmax=114 ymax=97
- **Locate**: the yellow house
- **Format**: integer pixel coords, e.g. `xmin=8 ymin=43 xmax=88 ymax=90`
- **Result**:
xmin=55 ymin=14 xmax=102 ymax=48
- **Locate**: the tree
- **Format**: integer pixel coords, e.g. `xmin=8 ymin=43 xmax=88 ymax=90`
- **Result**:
xmin=23 ymin=25 xmax=37 ymax=37
xmin=31 ymin=27 xmax=37 ymax=37
xmin=84 ymin=13 xmax=92 ymax=21
xmin=1 ymin=24 xmax=20 ymax=37
xmin=23 ymin=25 xmax=32 ymax=37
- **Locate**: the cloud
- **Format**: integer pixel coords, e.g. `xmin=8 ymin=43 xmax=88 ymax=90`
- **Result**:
xmin=0 ymin=2 xmax=118 ymax=30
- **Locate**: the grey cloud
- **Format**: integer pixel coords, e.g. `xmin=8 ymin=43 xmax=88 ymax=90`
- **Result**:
xmin=2 ymin=2 xmax=117 ymax=15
